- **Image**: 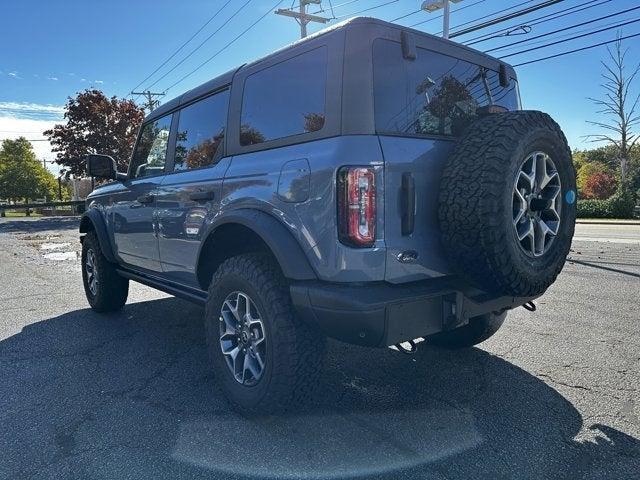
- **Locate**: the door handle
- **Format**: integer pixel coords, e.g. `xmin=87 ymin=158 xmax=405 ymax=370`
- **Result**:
xmin=136 ymin=194 xmax=155 ymax=204
xmin=189 ymin=190 xmax=215 ymax=202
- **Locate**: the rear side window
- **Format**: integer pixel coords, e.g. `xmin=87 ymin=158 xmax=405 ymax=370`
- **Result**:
xmin=174 ymin=90 xmax=229 ymax=171
xmin=130 ymin=115 xmax=172 ymax=178
xmin=373 ymin=39 xmax=519 ymax=137
xmin=240 ymin=47 xmax=328 ymax=146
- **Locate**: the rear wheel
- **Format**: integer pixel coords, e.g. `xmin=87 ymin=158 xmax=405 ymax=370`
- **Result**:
xmin=204 ymin=253 xmax=326 ymax=415
xmin=426 ymin=311 xmax=507 ymax=349
xmin=81 ymin=231 xmax=129 ymax=312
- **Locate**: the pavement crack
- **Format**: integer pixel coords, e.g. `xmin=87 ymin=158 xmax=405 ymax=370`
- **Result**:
xmin=536 ymin=372 xmax=593 ymax=392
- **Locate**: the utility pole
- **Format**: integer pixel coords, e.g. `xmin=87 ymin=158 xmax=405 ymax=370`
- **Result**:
xmin=421 ymin=0 xmax=463 ymax=39
xmin=275 ymin=0 xmax=329 ymax=39
xmin=130 ymin=90 xmax=165 ymax=112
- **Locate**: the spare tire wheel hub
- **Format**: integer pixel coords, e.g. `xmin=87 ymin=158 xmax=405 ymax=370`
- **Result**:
xmin=512 ymin=151 xmax=562 ymax=257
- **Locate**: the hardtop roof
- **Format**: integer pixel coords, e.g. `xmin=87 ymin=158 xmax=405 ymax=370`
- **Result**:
xmin=145 ymin=16 xmax=513 ymax=123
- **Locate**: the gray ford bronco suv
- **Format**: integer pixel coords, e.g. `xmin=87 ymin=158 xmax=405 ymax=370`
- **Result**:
xmin=80 ymin=18 xmax=576 ymax=414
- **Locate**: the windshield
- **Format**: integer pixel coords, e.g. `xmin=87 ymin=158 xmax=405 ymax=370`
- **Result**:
xmin=373 ymin=38 xmax=520 ymax=137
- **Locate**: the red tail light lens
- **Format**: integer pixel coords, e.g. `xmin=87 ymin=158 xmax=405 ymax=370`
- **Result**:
xmin=337 ymin=167 xmax=376 ymax=247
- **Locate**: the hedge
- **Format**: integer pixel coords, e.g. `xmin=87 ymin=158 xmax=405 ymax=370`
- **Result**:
xmin=576 ymin=188 xmax=636 ymax=218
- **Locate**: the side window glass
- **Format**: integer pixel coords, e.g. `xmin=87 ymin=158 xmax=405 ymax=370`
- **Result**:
xmin=240 ymin=47 xmax=328 ymax=146
xmin=130 ymin=115 xmax=172 ymax=178
xmin=174 ymin=90 xmax=229 ymax=171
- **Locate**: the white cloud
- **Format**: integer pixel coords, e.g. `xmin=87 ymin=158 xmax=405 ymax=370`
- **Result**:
xmin=8 ymin=71 xmax=21 ymax=79
xmin=0 ymin=102 xmax=65 ymax=120
xmin=94 ymin=80 xmax=104 ymax=84
xmin=80 ymin=78 xmax=86 ymax=82
xmin=47 ymin=76 xmax=59 ymax=81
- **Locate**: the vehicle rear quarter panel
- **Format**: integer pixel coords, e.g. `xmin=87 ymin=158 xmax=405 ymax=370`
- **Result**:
xmin=221 ymin=136 xmax=386 ymax=282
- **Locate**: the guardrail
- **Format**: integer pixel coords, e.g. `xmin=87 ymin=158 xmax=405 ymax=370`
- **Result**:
xmin=0 ymin=200 xmax=85 ymax=217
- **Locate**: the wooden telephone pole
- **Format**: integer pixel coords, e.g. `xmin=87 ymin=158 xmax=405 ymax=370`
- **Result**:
xmin=130 ymin=90 xmax=165 ymax=112
xmin=275 ymin=0 xmax=329 ymax=39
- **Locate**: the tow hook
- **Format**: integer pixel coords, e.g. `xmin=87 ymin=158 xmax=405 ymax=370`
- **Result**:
xmin=394 ymin=339 xmax=418 ymax=355
xmin=523 ymin=301 xmax=537 ymax=312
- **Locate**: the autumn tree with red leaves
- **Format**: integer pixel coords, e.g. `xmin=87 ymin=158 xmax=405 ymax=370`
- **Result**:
xmin=582 ymin=171 xmax=618 ymax=199
xmin=45 ymin=90 xmax=145 ymax=177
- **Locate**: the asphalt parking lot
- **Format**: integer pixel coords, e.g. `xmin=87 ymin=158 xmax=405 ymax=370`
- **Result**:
xmin=1 ymin=217 xmax=638 ymax=480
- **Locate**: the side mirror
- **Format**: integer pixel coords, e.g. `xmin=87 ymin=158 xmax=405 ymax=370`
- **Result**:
xmin=86 ymin=154 xmax=120 ymax=180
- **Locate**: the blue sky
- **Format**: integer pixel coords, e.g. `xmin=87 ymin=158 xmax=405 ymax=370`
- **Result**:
xmin=1 ymin=0 xmax=639 ymax=173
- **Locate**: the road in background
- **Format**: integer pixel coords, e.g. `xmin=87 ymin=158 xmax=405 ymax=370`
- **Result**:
xmin=1 ymin=217 xmax=638 ymax=480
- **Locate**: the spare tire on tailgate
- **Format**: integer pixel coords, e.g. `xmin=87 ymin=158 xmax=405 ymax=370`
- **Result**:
xmin=438 ymin=111 xmax=576 ymax=297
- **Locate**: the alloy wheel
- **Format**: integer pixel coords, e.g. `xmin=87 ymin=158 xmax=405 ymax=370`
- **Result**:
xmin=512 ymin=151 xmax=562 ymax=257
xmin=85 ymin=249 xmax=98 ymax=295
xmin=219 ymin=291 xmax=266 ymax=386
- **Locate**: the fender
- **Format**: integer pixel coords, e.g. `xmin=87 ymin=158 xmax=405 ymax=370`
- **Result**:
xmin=79 ymin=208 xmax=117 ymax=263
xmin=199 ymin=209 xmax=317 ymax=281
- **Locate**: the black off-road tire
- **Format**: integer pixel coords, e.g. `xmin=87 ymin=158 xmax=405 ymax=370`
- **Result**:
xmin=81 ymin=231 xmax=129 ymax=312
xmin=204 ymin=253 xmax=326 ymax=415
xmin=439 ymin=111 xmax=576 ymax=297
xmin=426 ymin=311 xmax=507 ymax=349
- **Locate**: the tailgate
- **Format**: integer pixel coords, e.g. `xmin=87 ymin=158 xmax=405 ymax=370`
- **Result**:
xmin=380 ymin=135 xmax=456 ymax=283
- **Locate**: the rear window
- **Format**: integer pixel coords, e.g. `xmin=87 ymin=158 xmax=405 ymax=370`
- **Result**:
xmin=240 ymin=47 xmax=328 ymax=146
xmin=373 ymin=39 xmax=519 ymax=138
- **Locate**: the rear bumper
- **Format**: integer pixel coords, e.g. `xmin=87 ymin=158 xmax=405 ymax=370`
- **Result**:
xmin=290 ymin=278 xmax=536 ymax=347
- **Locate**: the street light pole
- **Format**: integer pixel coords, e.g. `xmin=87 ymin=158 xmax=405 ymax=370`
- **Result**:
xmin=421 ymin=0 xmax=463 ymax=39
xmin=442 ymin=0 xmax=450 ymax=39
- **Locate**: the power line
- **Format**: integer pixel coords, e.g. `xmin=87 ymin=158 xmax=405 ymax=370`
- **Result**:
xmin=391 ymin=0 xmax=488 ymax=25
xmin=334 ymin=0 xmax=399 ymax=20
xmin=410 ymin=0 xmax=536 ymax=28
xmin=495 ymin=14 xmax=638 ymax=54
xmin=128 ymin=0 xmax=233 ymax=97
xmin=513 ymin=30 xmax=640 ymax=66
xmin=484 ymin=4 xmax=640 ymax=53
xmin=500 ymin=16 xmax=640 ymax=58
xmin=310 ymin=0 xmax=361 ymax=14
xmin=143 ymin=0 xmax=255 ymax=91
xmin=464 ymin=0 xmax=609 ymax=45
xmin=164 ymin=0 xmax=286 ymax=94
xmin=449 ymin=0 xmax=566 ymax=38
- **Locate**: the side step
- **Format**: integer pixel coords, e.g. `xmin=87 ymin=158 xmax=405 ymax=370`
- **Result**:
xmin=116 ymin=269 xmax=207 ymax=306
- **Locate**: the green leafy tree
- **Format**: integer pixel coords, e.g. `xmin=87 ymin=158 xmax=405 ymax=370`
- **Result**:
xmin=0 ymin=138 xmax=58 ymax=203
xmin=44 ymin=89 xmax=145 ymax=177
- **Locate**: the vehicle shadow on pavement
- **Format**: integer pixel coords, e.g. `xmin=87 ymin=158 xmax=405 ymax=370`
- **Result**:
xmin=1 ymin=297 xmax=638 ymax=480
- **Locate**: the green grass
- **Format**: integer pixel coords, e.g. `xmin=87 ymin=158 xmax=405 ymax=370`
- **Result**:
xmin=1 ymin=211 xmax=43 ymax=218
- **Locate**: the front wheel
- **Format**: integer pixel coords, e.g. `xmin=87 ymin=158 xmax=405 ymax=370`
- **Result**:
xmin=81 ymin=231 xmax=129 ymax=312
xmin=204 ymin=253 xmax=326 ymax=415
xmin=425 ymin=311 xmax=507 ymax=349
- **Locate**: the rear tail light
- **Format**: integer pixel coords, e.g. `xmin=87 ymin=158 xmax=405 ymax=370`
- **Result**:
xmin=337 ymin=167 xmax=376 ymax=247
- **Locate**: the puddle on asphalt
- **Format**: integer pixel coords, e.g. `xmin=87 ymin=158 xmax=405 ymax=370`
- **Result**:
xmin=43 ymin=251 xmax=77 ymax=261
xmin=40 ymin=242 xmax=71 ymax=250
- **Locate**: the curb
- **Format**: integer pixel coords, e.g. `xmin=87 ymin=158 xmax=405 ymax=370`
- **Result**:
xmin=576 ymin=219 xmax=640 ymax=226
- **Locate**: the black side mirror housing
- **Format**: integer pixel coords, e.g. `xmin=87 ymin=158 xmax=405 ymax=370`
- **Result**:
xmin=86 ymin=154 xmax=124 ymax=180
